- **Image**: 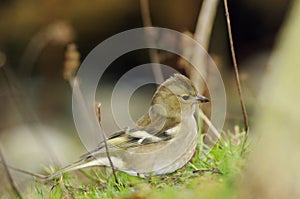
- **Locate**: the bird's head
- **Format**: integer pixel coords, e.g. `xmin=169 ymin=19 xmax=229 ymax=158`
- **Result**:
xmin=151 ymin=74 xmax=209 ymax=118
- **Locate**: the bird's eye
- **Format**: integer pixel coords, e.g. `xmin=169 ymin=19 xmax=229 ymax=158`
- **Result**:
xmin=181 ymin=95 xmax=190 ymax=100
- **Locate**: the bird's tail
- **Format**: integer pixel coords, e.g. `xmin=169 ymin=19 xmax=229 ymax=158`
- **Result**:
xmin=45 ymin=157 xmax=103 ymax=180
xmin=1 ymin=157 xmax=104 ymax=181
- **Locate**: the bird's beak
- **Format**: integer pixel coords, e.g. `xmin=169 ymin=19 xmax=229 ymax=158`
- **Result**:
xmin=195 ymin=94 xmax=210 ymax=103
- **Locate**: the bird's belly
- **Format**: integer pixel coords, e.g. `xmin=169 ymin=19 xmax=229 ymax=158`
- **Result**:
xmin=113 ymin=117 xmax=198 ymax=176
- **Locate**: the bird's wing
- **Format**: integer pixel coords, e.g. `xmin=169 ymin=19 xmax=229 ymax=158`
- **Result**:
xmin=81 ymin=124 xmax=179 ymax=160
xmin=107 ymin=124 xmax=180 ymax=148
xmin=136 ymin=104 xmax=181 ymax=136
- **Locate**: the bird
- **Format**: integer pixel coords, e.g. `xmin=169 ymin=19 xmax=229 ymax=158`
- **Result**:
xmin=46 ymin=73 xmax=209 ymax=179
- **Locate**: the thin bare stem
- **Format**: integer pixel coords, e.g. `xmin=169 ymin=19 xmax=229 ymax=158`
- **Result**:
xmin=67 ymin=78 xmax=119 ymax=185
xmin=193 ymin=167 xmax=222 ymax=175
xmin=223 ymin=0 xmax=249 ymax=132
xmin=0 ymin=161 xmax=47 ymax=180
xmin=63 ymin=44 xmax=119 ymax=183
xmin=198 ymin=109 xmax=221 ymax=141
xmin=96 ymin=103 xmax=118 ymax=184
xmin=140 ymin=0 xmax=164 ymax=84
xmin=0 ymin=145 xmax=23 ymax=198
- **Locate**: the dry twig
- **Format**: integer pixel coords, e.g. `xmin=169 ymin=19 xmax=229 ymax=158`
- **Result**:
xmin=223 ymin=0 xmax=249 ymax=132
xmin=62 ymin=45 xmax=119 ymax=184
xmin=0 ymin=161 xmax=47 ymax=180
xmin=198 ymin=109 xmax=221 ymax=142
xmin=96 ymin=103 xmax=119 ymax=184
xmin=0 ymin=145 xmax=23 ymax=198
